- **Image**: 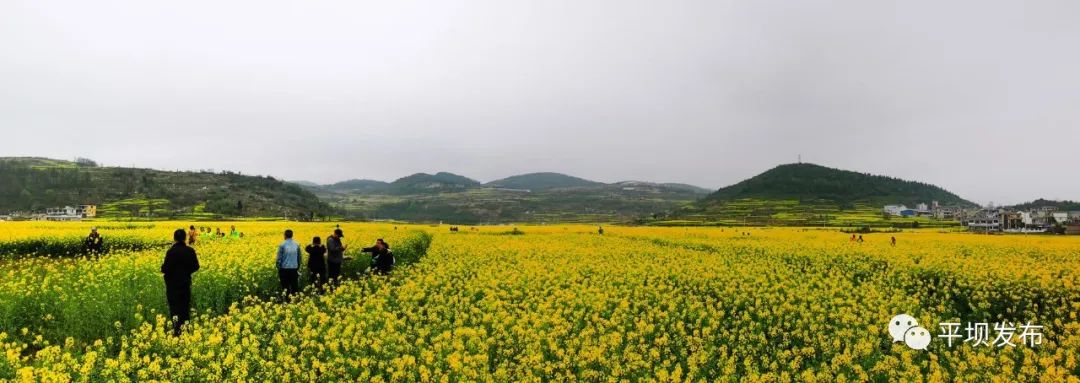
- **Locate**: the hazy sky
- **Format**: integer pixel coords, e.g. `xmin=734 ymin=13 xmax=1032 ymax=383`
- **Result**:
xmin=2 ymin=0 xmax=1078 ymax=204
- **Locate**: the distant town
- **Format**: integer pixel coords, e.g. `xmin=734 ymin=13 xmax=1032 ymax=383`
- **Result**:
xmin=883 ymin=201 xmax=1080 ymax=234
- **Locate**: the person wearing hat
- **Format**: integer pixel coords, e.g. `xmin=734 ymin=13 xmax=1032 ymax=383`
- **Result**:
xmin=84 ymin=227 xmax=104 ymax=255
xmin=326 ymin=228 xmax=347 ymax=285
xmin=161 ymin=229 xmax=200 ymax=336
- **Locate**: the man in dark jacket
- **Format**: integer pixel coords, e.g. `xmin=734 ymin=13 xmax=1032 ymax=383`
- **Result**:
xmin=84 ymin=227 xmax=104 ymax=255
xmin=326 ymin=228 xmax=347 ymax=285
xmin=362 ymin=239 xmax=394 ymax=275
xmin=305 ymin=237 xmax=328 ymax=293
xmin=161 ymin=229 xmax=200 ymax=336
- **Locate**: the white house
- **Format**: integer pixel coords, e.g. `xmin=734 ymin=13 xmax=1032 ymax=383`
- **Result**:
xmin=1052 ymin=212 xmax=1069 ymax=224
xmin=1021 ymin=211 xmax=1034 ymax=226
xmin=967 ymin=217 xmax=1001 ymax=232
xmin=883 ymin=205 xmax=907 ymax=216
xmin=45 ymin=206 xmax=83 ymax=221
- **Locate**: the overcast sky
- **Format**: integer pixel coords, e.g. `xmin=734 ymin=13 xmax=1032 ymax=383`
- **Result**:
xmin=2 ymin=0 xmax=1078 ymax=205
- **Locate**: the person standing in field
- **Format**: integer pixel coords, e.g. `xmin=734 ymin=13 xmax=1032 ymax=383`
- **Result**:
xmin=326 ymin=228 xmax=347 ymax=285
xmin=188 ymin=225 xmax=198 ymax=246
xmin=362 ymin=238 xmax=394 ymax=275
xmin=857 ymin=235 xmax=864 ymax=243
xmin=276 ymin=229 xmax=303 ymax=298
xmin=598 ymin=226 xmax=604 ymax=235
xmin=84 ymin=227 xmax=104 ymax=255
xmin=230 ymin=225 xmax=240 ymax=239
xmin=891 ymin=236 xmax=897 ymax=246
xmin=305 ymin=236 xmax=328 ymax=293
xmin=161 ymin=229 xmax=200 ymax=336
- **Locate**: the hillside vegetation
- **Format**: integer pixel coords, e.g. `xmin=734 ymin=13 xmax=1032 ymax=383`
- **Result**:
xmin=487 ymin=172 xmax=603 ymax=190
xmin=300 ymin=172 xmax=710 ymax=224
xmin=0 ymin=157 xmax=330 ymax=220
xmin=1007 ymin=198 xmax=1080 ymax=211
xmin=659 ymin=163 xmax=973 ymax=227
xmin=705 ymin=163 xmax=975 ymax=206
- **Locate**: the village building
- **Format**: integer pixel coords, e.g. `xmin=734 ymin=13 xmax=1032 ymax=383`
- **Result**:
xmin=999 ymin=212 xmax=1025 ymax=230
xmin=883 ymin=205 xmax=906 ymax=216
xmin=1052 ymin=212 xmax=1069 ymax=225
xmin=967 ymin=217 xmax=1001 ymax=232
xmin=44 ymin=205 xmax=97 ymax=221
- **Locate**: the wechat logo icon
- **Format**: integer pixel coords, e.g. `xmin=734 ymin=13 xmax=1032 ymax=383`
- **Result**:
xmin=889 ymin=313 xmax=930 ymax=350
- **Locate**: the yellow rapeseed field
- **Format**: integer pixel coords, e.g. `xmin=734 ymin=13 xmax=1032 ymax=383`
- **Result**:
xmin=0 ymin=222 xmax=1077 ymax=382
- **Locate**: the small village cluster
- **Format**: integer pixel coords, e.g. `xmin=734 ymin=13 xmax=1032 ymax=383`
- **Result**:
xmin=883 ymin=201 xmax=1080 ymax=233
xmin=0 ymin=204 xmax=98 ymax=221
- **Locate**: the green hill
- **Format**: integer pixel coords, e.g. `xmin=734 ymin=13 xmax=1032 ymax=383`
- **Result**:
xmin=654 ymin=163 xmax=974 ymax=227
xmin=0 ymin=157 xmax=331 ymax=220
xmin=705 ymin=163 xmax=974 ymax=206
xmin=658 ymin=183 xmax=713 ymax=194
xmin=288 ymin=180 xmax=321 ymax=188
xmin=486 ymin=172 xmax=602 ymax=191
xmin=323 ymin=179 xmax=391 ymax=193
xmin=1008 ymin=199 xmax=1080 ymax=211
xmin=388 ymin=172 xmax=481 ymax=194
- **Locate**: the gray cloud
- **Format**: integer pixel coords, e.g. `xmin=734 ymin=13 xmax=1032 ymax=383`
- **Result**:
xmin=2 ymin=0 xmax=1078 ymax=205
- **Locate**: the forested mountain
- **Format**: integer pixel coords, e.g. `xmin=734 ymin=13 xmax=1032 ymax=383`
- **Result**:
xmin=298 ymin=172 xmax=711 ymax=223
xmin=387 ymin=172 xmax=481 ymax=194
xmin=1007 ymin=199 xmax=1080 ymax=211
xmin=704 ymin=163 xmax=975 ymax=206
xmin=323 ymin=179 xmax=391 ymax=193
xmin=486 ymin=172 xmax=603 ymax=191
xmin=651 ymin=163 xmax=978 ymax=227
xmin=0 ymin=157 xmax=330 ymax=219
